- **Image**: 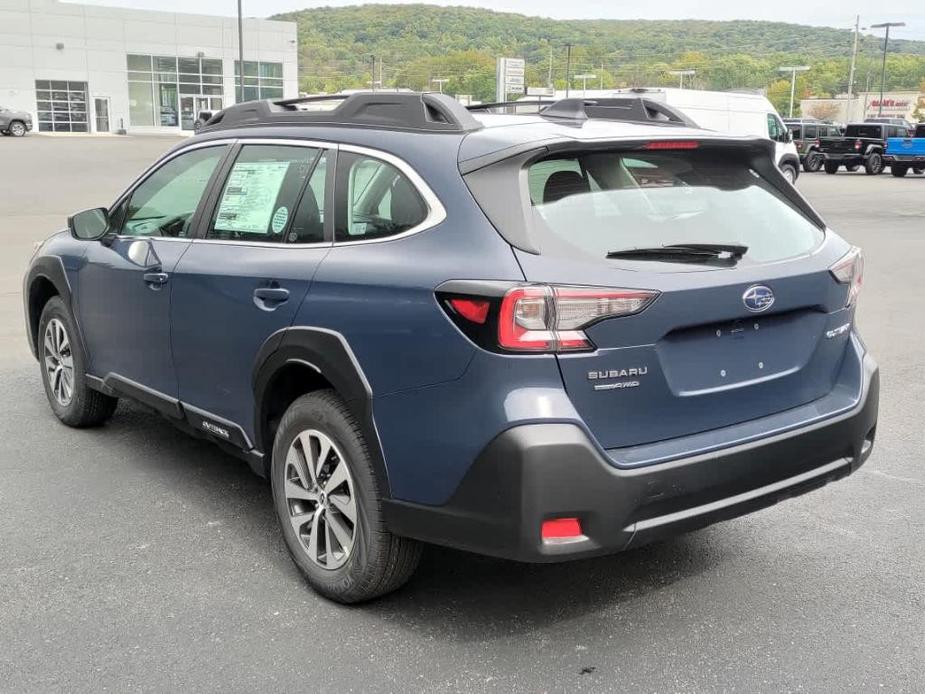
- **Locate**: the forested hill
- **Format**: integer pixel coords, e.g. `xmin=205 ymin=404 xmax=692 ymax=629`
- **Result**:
xmin=273 ymin=4 xmax=925 ymax=106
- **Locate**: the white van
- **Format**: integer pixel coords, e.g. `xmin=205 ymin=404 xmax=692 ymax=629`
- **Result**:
xmin=612 ymin=88 xmax=801 ymax=183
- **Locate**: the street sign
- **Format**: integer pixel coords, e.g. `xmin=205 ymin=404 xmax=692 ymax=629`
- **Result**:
xmin=496 ymin=57 xmax=526 ymax=101
xmin=527 ymin=87 xmax=555 ymax=97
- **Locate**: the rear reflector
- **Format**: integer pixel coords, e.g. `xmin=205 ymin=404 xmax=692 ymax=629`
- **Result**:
xmin=642 ymin=140 xmax=699 ymax=150
xmin=448 ymin=297 xmax=490 ymax=324
xmin=541 ymin=517 xmax=583 ymax=540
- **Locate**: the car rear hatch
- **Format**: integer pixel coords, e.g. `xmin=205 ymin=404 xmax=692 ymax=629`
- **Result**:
xmin=463 ymin=137 xmax=862 ymax=452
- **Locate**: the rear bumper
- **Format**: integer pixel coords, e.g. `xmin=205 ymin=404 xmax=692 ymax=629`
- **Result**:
xmin=884 ymin=155 xmax=925 ymax=165
xmin=384 ymin=354 xmax=879 ymax=562
xmin=823 ymin=154 xmax=863 ymax=165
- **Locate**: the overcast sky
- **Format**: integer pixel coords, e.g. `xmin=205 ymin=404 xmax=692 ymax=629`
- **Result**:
xmin=73 ymin=0 xmax=925 ymax=40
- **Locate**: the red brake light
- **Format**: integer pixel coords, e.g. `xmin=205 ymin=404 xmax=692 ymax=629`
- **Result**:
xmin=854 ymin=139 xmax=862 ymax=150
xmin=642 ymin=140 xmax=699 ymax=150
xmin=448 ymin=297 xmax=490 ymax=324
xmin=497 ymin=285 xmax=658 ymax=353
xmin=541 ymin=517 xmax=583 ymax=541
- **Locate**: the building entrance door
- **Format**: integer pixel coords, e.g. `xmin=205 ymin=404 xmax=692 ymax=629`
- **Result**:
xmin=94 ymin=97 xmax=111 ymax=133
xmin=181 ymin=96 xmax=221 ymax=130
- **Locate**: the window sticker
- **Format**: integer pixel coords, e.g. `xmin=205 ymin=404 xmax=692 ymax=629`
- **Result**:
xmin=215 ymin=161 xmax=290 ymax=234
xmin=271 ymin=206 xmax=289 ymax=234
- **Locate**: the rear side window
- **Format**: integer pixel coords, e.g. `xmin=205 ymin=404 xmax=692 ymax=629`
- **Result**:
xmin=524 ymin=149 xmax=824 ymax=265
xmin=788 ymin=125 xmax=803 ymax=139
xmin=208 ymin=145 xmax=324 ymax=242
xmin=802 ymin=125 xmax=817 ymax=139
xmin=845 ymin=125 xmax=882 ymax=139
xmin=334 ymin=152 xmax=428 ymax=242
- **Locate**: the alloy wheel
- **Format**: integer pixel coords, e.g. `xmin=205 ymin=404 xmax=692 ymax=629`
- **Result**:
xmin=10 ymin=122 xmax=25 ymax=137
xmin=284 ymin=429 xmax=358 ymax=570
xmin=43 ymin=318 xmax=74 ymax=406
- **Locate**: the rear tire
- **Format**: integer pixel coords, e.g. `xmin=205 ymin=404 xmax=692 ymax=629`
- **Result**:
xmin=864 ymin=153 xmax=884 ymax=175
xmin=803 ymin=152 xmax=823 ymax=172
xmin=37 ymin=297 xmax=118 ymax=427
xmin=271 ymin=390 xmax=422 ymax=603
xmin=824 ymin=161 xmax=840 ymax=174
xmin=891 ymin=164 xmax=909 ymax=178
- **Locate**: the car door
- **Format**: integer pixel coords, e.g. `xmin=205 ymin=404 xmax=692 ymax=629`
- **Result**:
xmin=170 ymin=141 xmax=333 ymax=439
xmin=76 ymin=144 xmax=230 ymax=406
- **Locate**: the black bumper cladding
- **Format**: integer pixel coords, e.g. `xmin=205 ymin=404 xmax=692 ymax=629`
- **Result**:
xmin=385 ymin=357 xmax=879 ymax=562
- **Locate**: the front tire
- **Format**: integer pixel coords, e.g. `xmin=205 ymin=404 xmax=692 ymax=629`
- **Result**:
xmin=845 ymin=163 xmax=860 ymax=172
xmin=8 ymin=120 xmax=26 ymax=137
xmin=37 ymin=297 xmax=117 ymax=427
xmin=824 ymin=160 xmax=840 ymax=174
xmin=891 ymin=164 xmax=909 ymax=178
xmin=271 ymin=391 xmax=422 ymax=603
xmin=780 ymin=163 xmax=797 ymax=184
xmin=913 ymin=168 xmax=924 ymax=175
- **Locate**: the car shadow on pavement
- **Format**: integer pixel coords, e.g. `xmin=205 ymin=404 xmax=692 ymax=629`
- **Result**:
xmin=65 ymin=397 xmax=731 ymax=638
xmin=365 ymin=532 xmax=726 ymax=642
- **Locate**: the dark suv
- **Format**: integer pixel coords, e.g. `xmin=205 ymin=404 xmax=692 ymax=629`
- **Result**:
xmin=784 ymin=118 xmax=841 ymax=172
xmin=24 ymin=93 xmax=879 ymax=603
xmin=819 ymin=122 xmax=911 ymax=174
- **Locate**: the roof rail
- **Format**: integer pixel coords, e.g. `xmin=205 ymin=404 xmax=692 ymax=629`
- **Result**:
xmin=466 ymin=96 xmax=698 ymax=128
xmin=200 ymin=92 xmax=483 ymax=134
xmin=541 ymin=98 xmax=699 ymax=127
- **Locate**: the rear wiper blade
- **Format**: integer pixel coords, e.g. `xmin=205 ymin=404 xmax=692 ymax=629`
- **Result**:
xmin=606 ymin=243 xmax=748 ymax=263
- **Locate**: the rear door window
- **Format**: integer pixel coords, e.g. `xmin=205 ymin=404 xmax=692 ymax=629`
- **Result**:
xmin=334 ymin=152 xmax=428 ymax=242
xmin=525 ymin=149 xmax=824 ymax=265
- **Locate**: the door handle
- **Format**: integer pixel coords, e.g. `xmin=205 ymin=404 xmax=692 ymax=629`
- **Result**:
xmin=253 ymin=286 xmax=290 ymax=309
xmin=143 ymin=271 xmax=169 ymax=287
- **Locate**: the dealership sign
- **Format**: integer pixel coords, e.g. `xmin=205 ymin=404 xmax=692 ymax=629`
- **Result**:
xmin=496 ymin=57 xmax=525 ymax=101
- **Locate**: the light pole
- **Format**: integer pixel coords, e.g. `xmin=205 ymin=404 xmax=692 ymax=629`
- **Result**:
xmin=573 ymin=73 xmax=596 ymax=96
xmin=431 ymin=78 xmax=448 ymax=94
xmin=669 ymin=69 xmax=696 ymax=89
xmin=778 ymin=65 xmax=810 ymax=117
xmin=564 ymin=44 xmax=572 ymax=97
xmin=237 ymin=0 xmax=244 ymax=103
xmin=870 ymin=22 xmax=906 ymax=116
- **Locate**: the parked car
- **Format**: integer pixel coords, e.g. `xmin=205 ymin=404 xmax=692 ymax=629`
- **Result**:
xmin=193 ymin=110 xmax=213 ymax=132
xmin=612 ymin=88 xmax=802 ymax=183
xmin=819 ymin=122 xmax=911 ymax=174
xmin=24 ymin=93 xmax=878 ymax=603
xmin=784 ymin=118 xmax=842 ymax=172
xmin=0 ymin=105 xmax=32 ymax=136
xmin=884 ymin=123 xmax=925 ymax=177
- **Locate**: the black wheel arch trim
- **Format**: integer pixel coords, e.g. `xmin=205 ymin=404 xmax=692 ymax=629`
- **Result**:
xmin=24 ymin=255 xmax=80 ymax=360
xmin=252 ymin=326 xmax=391 ymax=496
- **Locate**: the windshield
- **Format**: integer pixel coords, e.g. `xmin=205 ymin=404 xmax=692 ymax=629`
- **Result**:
xmin=845 ymin=125 xmax=882 ymax=139
xmin=526 ymin=149 xmax=824 ymax=265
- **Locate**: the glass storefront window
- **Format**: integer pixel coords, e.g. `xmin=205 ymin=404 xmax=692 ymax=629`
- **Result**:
xmin=128 ymin=81 xmax=155 ymax=126
xmin=234 ymin=61 xmax=285 ymax=101
xmin=126 ymin=54 xmax=226 ymax=127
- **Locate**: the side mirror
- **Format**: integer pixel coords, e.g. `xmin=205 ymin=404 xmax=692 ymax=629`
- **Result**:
xmin=68 ymin=207 xmax=110 ymax=241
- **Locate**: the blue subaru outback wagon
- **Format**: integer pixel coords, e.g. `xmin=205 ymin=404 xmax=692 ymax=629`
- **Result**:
xmin=24 ymin=93 xmax=878 ymax=602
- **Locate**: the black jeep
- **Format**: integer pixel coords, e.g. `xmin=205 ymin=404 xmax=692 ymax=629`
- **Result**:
xmin=819 ymin=122 xmax=911 ymax=175
xmin=784 ymin=119 xmax=842 ymax=172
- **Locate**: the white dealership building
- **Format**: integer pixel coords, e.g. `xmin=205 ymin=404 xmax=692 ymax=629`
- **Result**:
xmin=0 ymin=0 xmax=298 ymax=134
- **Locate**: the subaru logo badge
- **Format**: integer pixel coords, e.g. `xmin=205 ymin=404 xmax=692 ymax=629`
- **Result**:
xmin=742 ymin=285 xmax=775 ymax=312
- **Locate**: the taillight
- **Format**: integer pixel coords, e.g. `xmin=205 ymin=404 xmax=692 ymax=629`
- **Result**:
xmin=830 ymin=247 xmax=863 ymax=307
xmin=439 ymin=283 xmax=658 ymax=354
xmin=497 ymin=285 xmax=657 ymax=353
xmin=854 ymin=139 xmax=862 ymax=151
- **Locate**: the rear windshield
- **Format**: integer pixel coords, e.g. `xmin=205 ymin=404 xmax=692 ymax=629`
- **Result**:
xmin=526 ymin=149 xmax=824 ymax=264
xmin=845 ymin=125 xmax=883 ymax=139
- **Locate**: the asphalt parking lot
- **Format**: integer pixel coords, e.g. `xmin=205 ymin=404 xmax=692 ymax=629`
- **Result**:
xmin=1 ymin=135 xmax=923 ymax=693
